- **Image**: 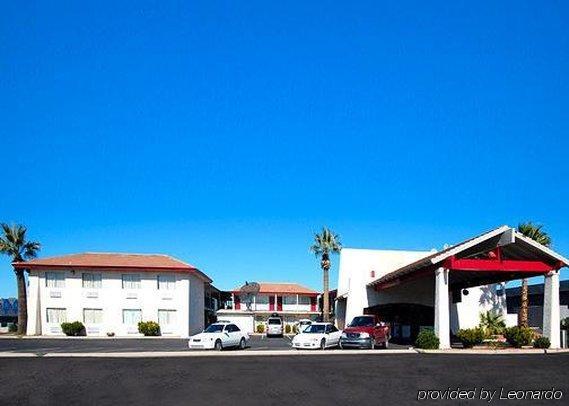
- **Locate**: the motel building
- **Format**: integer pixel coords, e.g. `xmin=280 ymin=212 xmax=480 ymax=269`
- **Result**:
xmin=335 ymin=226 xmax=568 ymax=348
xmin=14 ymin=252 xmax=213 ymax=337
xmin=216 ymin=283 xmax=320 ymax=333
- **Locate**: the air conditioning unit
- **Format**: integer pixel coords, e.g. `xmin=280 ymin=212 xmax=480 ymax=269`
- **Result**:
xmin=49 ymin=291 xmax=62 ymax=298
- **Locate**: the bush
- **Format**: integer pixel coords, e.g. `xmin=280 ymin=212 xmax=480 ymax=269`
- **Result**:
xmin=61 ymin=321 xmax=86 ymax=336
xmin=504 ymin=326 xmax=533 ymax=348
xmin=256 ymin=323 xmax=265 ymax=333
xmin=292 ymin=325 xmax=299 ymax=334
xmin=415 ymin=329 xmax=440 ymax=349
xmin=533 ymin=336 xmax=550 ymax=349
xmin=479 ymin=311 xmax=505 ymax=337
xmin=8 ymin=323 xmax=17 ymax=333
xmin=456 ymin=328 xmax=485 ymax=348
xmin=561 ymin=317 xmax=569 ymax=330
xmin=138 ymin=321 xmax=160 ymax=336
xmin=285 ymin=324 xmax=292 ymax=334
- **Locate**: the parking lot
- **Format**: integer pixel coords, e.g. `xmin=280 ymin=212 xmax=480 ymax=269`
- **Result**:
xmin=0 ymin=335 xmax=408 ymax=354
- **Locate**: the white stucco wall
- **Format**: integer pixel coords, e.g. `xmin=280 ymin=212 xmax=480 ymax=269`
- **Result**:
xmin=215 ymin=311 xmax=255 ymax=333
xmin=337 ymin=248 xmax=433 ymax=325
xmin=26 ymin=269 xmax=205 ymax=337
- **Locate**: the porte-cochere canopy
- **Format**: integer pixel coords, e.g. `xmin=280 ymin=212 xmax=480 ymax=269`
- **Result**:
xmin=368 ymin=225 xmax=568 ymax=291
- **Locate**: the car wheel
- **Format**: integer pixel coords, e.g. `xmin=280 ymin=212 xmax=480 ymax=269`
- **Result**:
xmin=320 ymin=338 xmax=326 ymax=350
xmin=239 ymin=338 xmax=246 ymax=350
xmin=370 ymin=338 xmax=376 ymax=349
xmin=214 ymin=339 xmax=223 ymax=351
xmin=339 ymin=341 xmax=343 ymax=350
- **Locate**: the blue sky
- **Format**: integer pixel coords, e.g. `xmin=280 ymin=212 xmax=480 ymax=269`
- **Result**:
xmin=1 ymin=1 xmax=568 ymax=297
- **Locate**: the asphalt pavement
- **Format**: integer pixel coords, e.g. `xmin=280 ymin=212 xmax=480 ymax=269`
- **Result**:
xmin=0 ymin=336 xmax=409 ymax=353
xmin=0 ymin=353 xmax=567 ymax=405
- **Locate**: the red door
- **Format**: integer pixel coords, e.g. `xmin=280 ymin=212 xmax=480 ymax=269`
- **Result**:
xmin=269 ymin=295 xmax=275 ymax=311
xmin=277 ymin=296 xmax=283 ymax=311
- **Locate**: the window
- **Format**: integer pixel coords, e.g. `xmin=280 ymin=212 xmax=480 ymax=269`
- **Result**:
xmin=226 ymin=324 xmax=240 ymax=332
xmin=157 ymin=274 xmax=176 ymax=290
xmin=283 ymin=295 xmax=297 ymax=305
xmin=122 ymin=309 xmax=142 ymax=325
xmin=158 ymin=309 xmax=176 ymax=326
xmin=82 ymin=273 xmax=102 ymax=289
xmin=328 ymin=325 xmax=338 ymax=333
xmin=46 ymin=308 xmax=67 ymax=323
xmin=83 ymin=308 xmax=103 ymax=324
xmin=255 ymin=295 xmax=269 ymax=304
xmin=298 ymin=296 xmax=311 ymax=305
xmin=122 ymin=274 xmax=141 ymax=289
xmin=45 ymin=272 xmax=65 ymax=288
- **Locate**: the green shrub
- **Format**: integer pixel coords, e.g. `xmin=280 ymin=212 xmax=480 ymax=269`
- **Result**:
xmin=61 ymin=321 xmax=86 ymax=336
xmin=256 ymin=323 xmax=265 ymax=333
xmin=479 ymin=311 xmax=505 ymax=337
xmin=285 ymin=324 xmax=292 ymax=334
xmin=533 ymin=336 xmax=550 ymax=349
xmin=561 ymin=317 xmax=569 ymax=330
xmin=504 ymin=326 xmax=533 ymax=348
xmin=138 ymin=321 xmax=160 ymax=336
xmin=456 ymin=328 xmax=485 ymax=348
xmin=8 ymin=323 xmax=17 ymax=333
xmin=415 ymin=329 xmax=440 ymax=349
xmin=292 ymin=325 xmax=299 ymax=334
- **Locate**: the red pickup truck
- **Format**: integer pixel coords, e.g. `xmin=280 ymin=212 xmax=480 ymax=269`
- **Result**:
xmin=339 ymin=315 xmax=390 ymax=349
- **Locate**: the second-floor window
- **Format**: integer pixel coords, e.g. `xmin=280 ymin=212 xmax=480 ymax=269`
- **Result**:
xmin=283 ymin=295 xmax=297 ymax=305
xmin=122 ymin=274 xmax=141 ymax=289
xmin=298 ymin=296 xmax=311 ymax=305
xmin=82 ymin=273 xmax=102 ymax=289
xmin=255 ymin=295 xmax=269 ymax=304
xmin=45 ymin=272 xmax=65 ymax=288
xmin=157 ymin=274 xmax=176 ymax=290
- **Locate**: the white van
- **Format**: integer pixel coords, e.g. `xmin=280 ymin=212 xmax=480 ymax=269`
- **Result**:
xmin=266 ymin=316 xmax=283 ymax=337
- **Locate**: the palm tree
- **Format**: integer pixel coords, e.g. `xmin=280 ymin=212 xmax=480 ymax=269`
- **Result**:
xmin=516 ymin=222 xmax=551 ymax=328
xmin=310 ymin=227 xmax=342 ymax=322
xmin=0 ymin=224 xmax=41 ymax=335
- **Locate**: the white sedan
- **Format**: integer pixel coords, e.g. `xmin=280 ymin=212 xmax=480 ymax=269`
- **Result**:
xmin=188 ymin=323 xmax=249 ymax=350
xmin=291 ymin=322 xmax=342 ymax=350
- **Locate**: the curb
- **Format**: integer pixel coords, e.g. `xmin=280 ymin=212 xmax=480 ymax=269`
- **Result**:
xmin=415 ymin=348 xmax=569 ymax=354
xmin=0 ymin=349 xmax=417 ymax=358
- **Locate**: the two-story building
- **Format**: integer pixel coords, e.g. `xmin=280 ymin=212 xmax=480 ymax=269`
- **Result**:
xmin=15 ymin=252 xmax=212 ymax=337
xmin=216 ymin=282 xmax=320 ymax=333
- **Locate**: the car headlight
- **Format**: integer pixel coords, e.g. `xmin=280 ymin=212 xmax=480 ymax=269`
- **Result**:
xmin=359 ymin=332 xmax=370 ymax=338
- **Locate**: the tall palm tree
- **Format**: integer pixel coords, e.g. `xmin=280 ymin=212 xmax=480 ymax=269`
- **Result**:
xmin=516 ymin=222 xmax=551 ymax=328
xmin=0 ymin=224 xmax=41 ymax=335
xmin=310 ymin=227 xmax=342 ymax=322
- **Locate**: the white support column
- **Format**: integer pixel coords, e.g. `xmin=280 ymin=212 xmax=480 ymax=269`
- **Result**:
xmin=434 ymin=267 xmax=450 ymax=349
xmin=543 ymin=270 xmax=560 ymax=349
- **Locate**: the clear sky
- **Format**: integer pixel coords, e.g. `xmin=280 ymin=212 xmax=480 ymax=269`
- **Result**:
xmin=1 ymin=1 xmax=568 ymax=297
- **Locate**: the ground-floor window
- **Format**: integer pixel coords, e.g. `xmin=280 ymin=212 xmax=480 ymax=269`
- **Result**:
xmin=158 ymin=309 xmax=176 ymax=326
xmin=46 ymin=308 xmax=67 ymax=324
xmin=122 ymin=309 xmax=142 ymax=325
xmin=83 ymin=308 xmax=103 ymax=324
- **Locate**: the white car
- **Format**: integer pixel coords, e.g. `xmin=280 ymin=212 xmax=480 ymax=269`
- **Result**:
xmin=296 ymin=319 xmax=312 ymax=333
xmin=188 ymin=323 xmax=249 ymax=350
xmin=291 ymin=322 xmax=342 ymax=350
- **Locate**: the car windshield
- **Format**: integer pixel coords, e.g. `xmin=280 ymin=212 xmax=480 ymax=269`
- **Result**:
xmin=268 ymin=318 xmax=281 ymax=325
xmin=303 ymin=324 xmax=326 ymax=334
xmin=204 ymin=324 xmax=224 ymax=333
xmin=349 ymin=316 xmax=375 ymax=327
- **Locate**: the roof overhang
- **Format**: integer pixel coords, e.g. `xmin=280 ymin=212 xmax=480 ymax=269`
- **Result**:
xmin=369 ymin=226 xmax=568 ymax=291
